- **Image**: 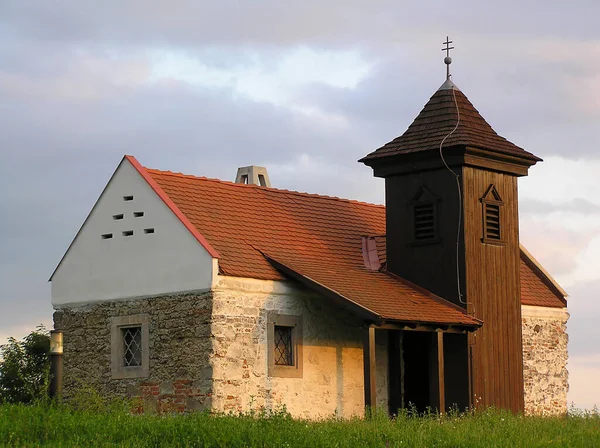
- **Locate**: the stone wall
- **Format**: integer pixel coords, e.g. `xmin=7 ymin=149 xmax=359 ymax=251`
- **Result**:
xmin=210 ymin=276 xmax=387 ymax=419
xmin=53 ymin=292 xmax=213 ymax=413
xmin=53 ymin=279 xmax=387 ymax=418
xmin=522 ymin=305 xmax=569 ymax=415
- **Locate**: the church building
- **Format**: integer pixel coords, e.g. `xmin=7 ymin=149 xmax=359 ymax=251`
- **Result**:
xmin=50 ymin=53 xmax=569 ymax=418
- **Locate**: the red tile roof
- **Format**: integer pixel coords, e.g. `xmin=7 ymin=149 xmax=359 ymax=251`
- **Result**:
xmin=146 ymin=167 xmax=478 ymax=327
xmin=520 ymin=252 xmax=567 ymax=308
xmin=360 ymin=85 xmax=541 ymax=163
xmin=142 ymin=163 xmax=564 ymax=327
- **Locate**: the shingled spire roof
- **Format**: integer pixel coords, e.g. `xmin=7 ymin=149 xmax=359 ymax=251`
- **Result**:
xmin=360 ymin=80 xmax=541 ymax=163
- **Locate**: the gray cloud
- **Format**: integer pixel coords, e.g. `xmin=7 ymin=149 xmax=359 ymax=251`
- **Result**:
xmin=1 ymin=1 xmax=599 ymax=47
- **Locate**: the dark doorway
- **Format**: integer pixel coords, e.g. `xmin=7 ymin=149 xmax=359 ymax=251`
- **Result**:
xmin=403 ymin=331 xmax=433 ymax=413
xmin=443 ymin=333 xmax=470 ymax=411
xmin=388 ymin=330 xmax=470 ymax=415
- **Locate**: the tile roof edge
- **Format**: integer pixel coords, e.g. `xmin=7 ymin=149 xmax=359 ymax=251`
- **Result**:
xmin=126 ymin=155 xmax=221 ymax=259
xmin=145 ymin=167 xmax=385 ymax=210
xmin=520 ymin=244 xmax=568 ymax=301
xmin=381 ymin=269 xmax=482 ymax=326
xmin=260 ymin=251 xmax=383 ymax=323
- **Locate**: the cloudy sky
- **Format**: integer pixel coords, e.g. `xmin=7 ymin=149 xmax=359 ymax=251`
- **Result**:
xmin=1 ymin=1 xmax=599 ymax=409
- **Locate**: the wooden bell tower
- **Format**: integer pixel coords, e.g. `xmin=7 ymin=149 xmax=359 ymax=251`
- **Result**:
xmin=360 ymin=43 xmax=541 ymax=413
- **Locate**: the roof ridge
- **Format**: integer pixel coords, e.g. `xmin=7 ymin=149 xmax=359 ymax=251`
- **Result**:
xmin=145 ymin=167 xmax=385 ymax=210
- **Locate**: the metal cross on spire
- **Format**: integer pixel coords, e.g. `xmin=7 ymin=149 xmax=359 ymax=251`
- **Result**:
xmin=442 ymin=36 xmax=454 ymax=80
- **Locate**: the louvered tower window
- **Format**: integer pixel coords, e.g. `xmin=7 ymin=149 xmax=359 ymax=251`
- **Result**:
xmin=410 ymin=186 xmax=440 ymax=245
xmin=481 ymin=184 xmax=504 ymax=244
xmin=413 ymin=203 xmax=436 ymax=241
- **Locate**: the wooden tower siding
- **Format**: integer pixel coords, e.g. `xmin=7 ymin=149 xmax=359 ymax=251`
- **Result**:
xmin=463 ymin=167 xmax=524 ymax=412
xmin=385 ymin=168 xmax=466 ymax=308
xmin=361 ymin=82 xmax=540 ymax=413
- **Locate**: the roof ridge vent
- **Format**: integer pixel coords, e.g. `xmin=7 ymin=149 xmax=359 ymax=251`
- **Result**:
xmin=235 ymin=165 xmax=271 ymax=187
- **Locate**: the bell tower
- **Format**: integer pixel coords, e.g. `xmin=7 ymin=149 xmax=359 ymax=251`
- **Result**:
xmin=360 ymin=40 xmax=541 ymax=413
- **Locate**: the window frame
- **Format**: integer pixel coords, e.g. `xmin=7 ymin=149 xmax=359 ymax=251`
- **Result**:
xmin=409 ymin=186 xmax=441 ymax=246
xmin=480 ymin=184 xmax=505 ymax=246
xmin=111 ymin=314 xmax=149 ymax=379
xmin=267 ymin=313 xmax=303 ymax=378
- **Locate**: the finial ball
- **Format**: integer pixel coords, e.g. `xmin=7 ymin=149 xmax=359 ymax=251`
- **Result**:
xmin=444 ymin=56 xmax=452 ymax=65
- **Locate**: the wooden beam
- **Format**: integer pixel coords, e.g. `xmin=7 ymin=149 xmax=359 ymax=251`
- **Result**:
xmin=437 ymin=332 xmax=445 ymax=413
xmin=387 ymin=330 xmax=402 ymax=416
xmin=375 ymin=322 xmax=472 ymax=334
xmin=428 ymin=332 xmax=445 ymax=413
xmin=363 ymin=326 xmax=377 ymax=412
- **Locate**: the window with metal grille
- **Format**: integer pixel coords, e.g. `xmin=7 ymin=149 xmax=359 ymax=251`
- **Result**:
xmin=121 ymin=327 xmax=142 ymax=367
xmin=484 ymin=203 xmax=501 ymax=240
xmin=273 ymin=326 xmax=293 ymax=366
xmin=413 ymin=203 xmax=436 ymax=241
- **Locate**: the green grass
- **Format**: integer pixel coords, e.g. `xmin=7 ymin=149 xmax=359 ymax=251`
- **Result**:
xmin=1 ymin=403 xmax=599 ymax=447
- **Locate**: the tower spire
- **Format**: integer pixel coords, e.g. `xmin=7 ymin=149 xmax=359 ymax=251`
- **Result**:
xmin=442 ymin=36 xmax=454 ymax=80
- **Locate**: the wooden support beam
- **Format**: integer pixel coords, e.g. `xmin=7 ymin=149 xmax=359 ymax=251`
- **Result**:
xmin=375 ymin=322 xmax=472 ymax=334
xmin=387 ymin=330 xmax=403 ymax=416
xmin=437 ymin=332 xmax=445 ymax=413
xmin=428 ymin=332 xmax=445 ymax=413
xmin=363 ymin=326 xmax=377 ymax=412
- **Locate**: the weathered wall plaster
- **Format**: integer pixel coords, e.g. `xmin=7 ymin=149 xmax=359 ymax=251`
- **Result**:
xmin=521 ymin=305 xmax=569 ymax=415
xmin=210 ymin=275 xmax=388 ymax=419
xmin=53 ymin=277 xmax=388 ymax=418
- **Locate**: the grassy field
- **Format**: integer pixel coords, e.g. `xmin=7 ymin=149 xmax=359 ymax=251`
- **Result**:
xmin=1 ymin=403 xmax=599 ymax=447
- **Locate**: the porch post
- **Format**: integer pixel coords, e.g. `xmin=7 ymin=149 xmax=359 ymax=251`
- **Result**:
xmin=363 ymin=325 xmax=376 ymax=411
xmin=387 ymin=330 xmax=404 ymax=415
xmin=429 ymin=331 xmax=445 ymax=413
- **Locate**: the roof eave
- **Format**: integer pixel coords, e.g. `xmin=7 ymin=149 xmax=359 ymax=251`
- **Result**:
xmin=520 ymin=245 xmax=568 ymax=301
xmin=263 ymin=254 xmax=383 ymax=324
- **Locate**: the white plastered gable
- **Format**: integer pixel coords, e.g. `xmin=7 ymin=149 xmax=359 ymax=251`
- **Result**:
xmin=51 ymin=157 xmax=216 ymax=307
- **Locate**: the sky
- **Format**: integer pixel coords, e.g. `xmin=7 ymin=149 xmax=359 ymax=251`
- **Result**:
xmin=0 ymin=1 xmax=599 ymax=410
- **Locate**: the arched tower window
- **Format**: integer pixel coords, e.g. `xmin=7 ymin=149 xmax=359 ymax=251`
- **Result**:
xmin=481 ymin=184 xmax=504 ymax=244
xmin=410 ymin=186 xmax=440 ymax=245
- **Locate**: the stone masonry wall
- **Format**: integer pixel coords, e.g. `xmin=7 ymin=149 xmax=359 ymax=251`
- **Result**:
xmin=54 ymin=281 xmax=387 ymax=418
xmin=210 ymin=276 xmax=388 ymax=419
xmin=53 ymin=292 xmax=213 ymax=413
xmin=522 ymin=305 xmax=569 ymax=415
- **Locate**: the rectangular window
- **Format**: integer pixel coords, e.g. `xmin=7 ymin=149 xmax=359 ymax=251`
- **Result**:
xmin=268 ymin=314 xmax=302 ymax=378
xmin=485 ymin=203 xmax=501 ymax=240
xmin=481 ymin=184 xmax=504 ymax=245
xmin=111 ymin=315 xmax=149 ymax=379
xmin=273 ymin=326 xmax=293 ymax=366
xmin=121 ymin=327 xmax=142 ymax=367
xmin=413 ymin=203 xmax=436 ymax=241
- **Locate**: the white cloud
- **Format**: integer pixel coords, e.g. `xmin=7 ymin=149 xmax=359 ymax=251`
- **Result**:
xmin=147 ymin=46 xmax=373 ymax=115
